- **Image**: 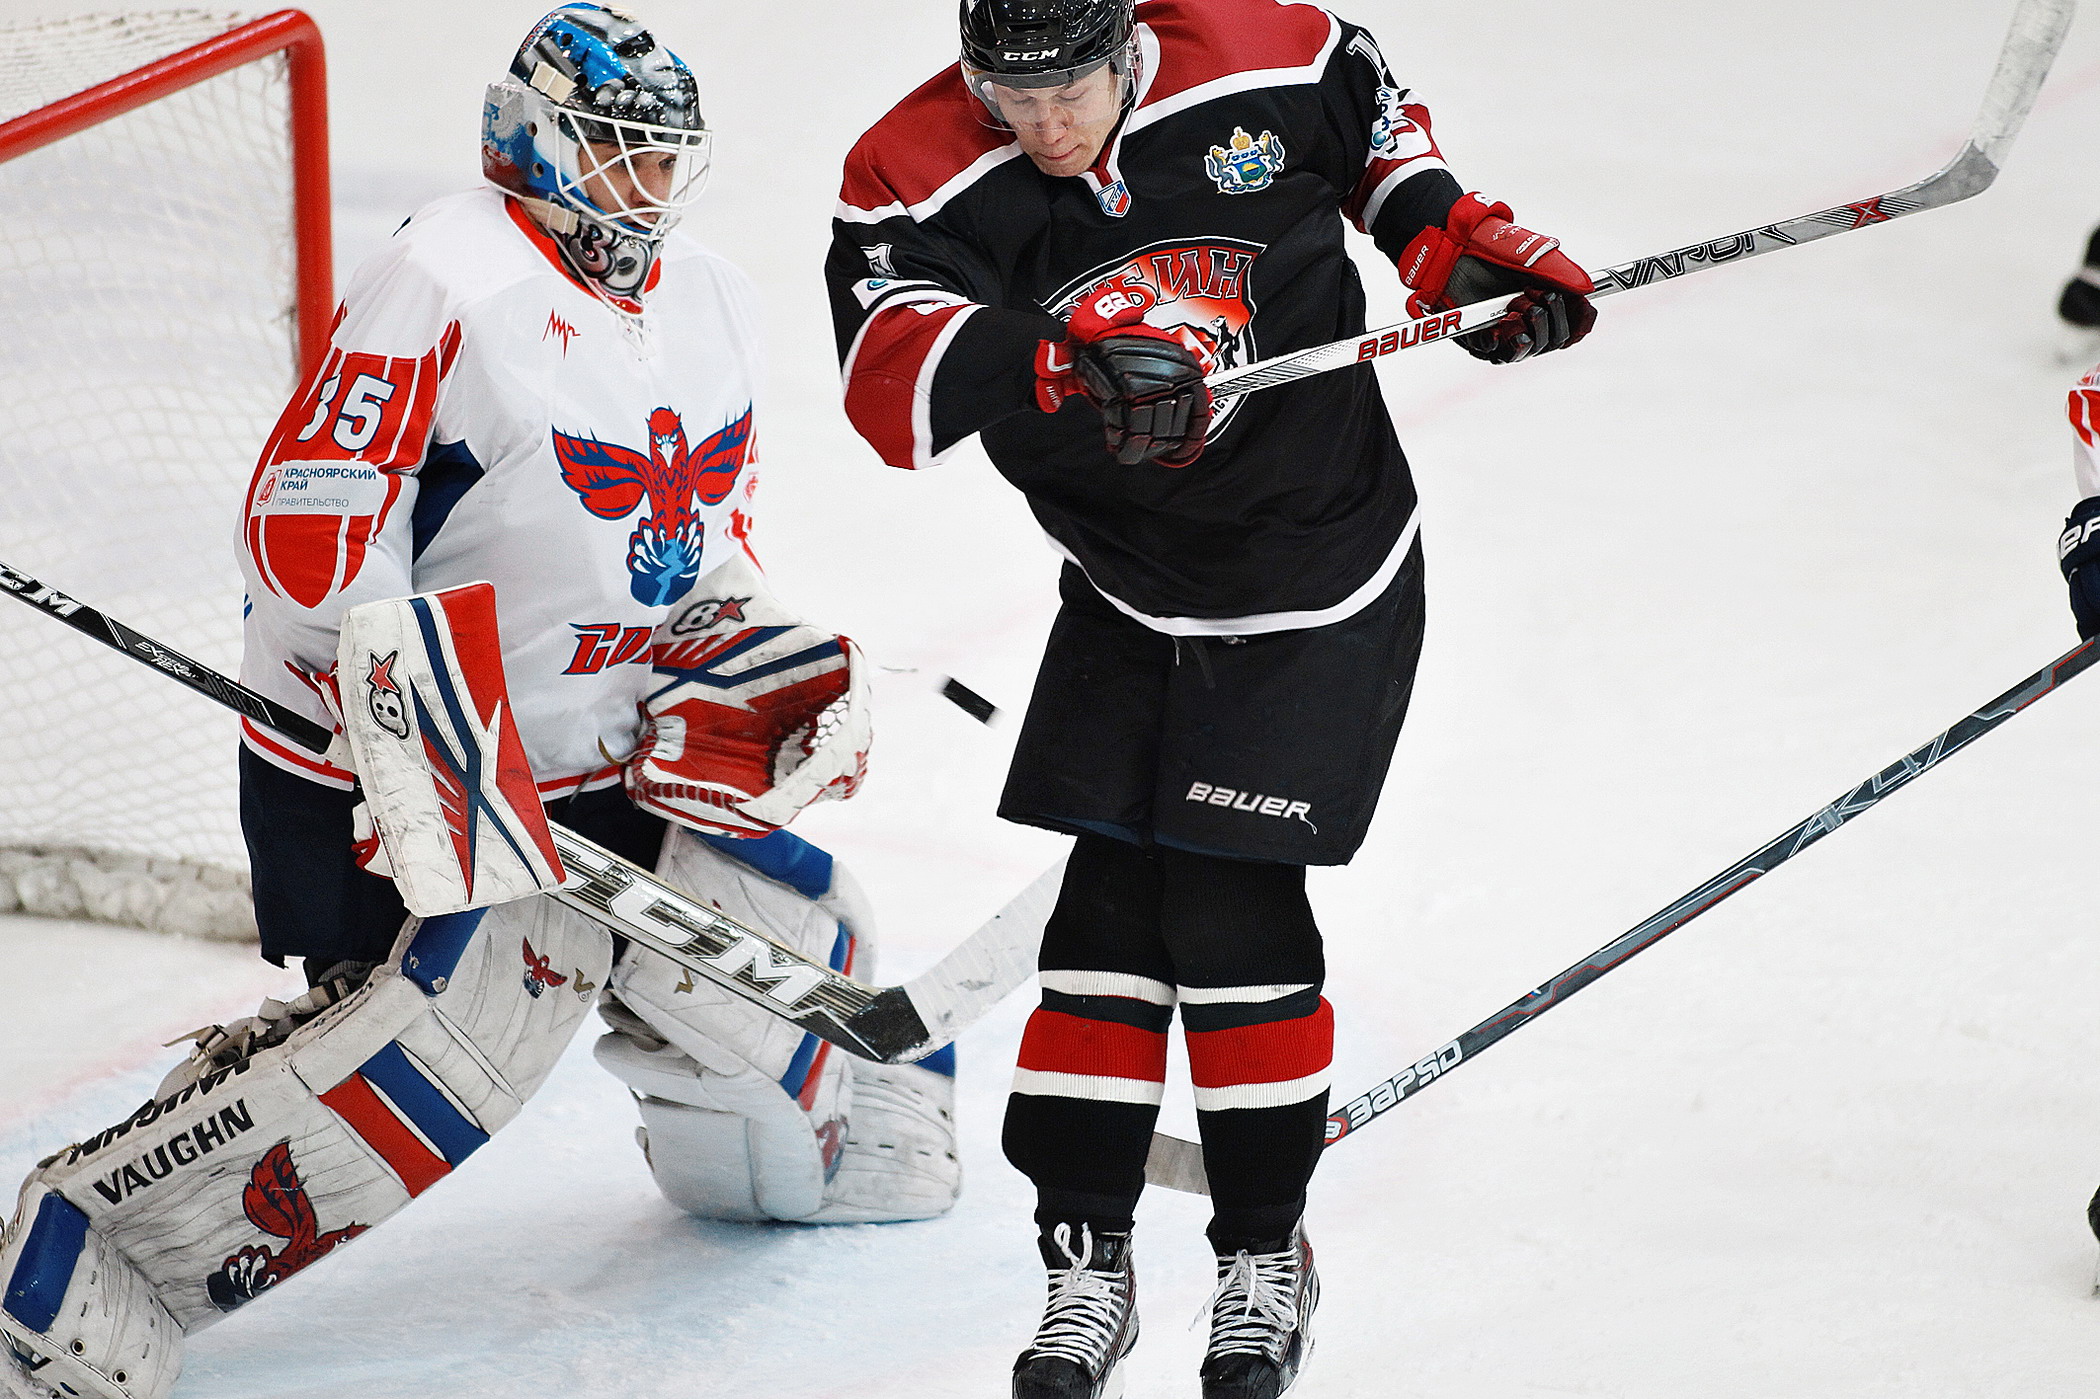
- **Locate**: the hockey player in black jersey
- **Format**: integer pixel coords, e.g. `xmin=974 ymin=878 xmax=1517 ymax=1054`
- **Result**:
xmin=827 ymin=1 xmax=1595 ymax=1394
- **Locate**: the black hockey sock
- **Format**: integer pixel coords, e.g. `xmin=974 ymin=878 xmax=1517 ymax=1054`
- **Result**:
xmin=1197 ymin=1094 xmax=1330 ymax=1252
xmin=1155 ymin=849 xmax=1332 ymax=1255
xmin=1003 ymin=835 xmax=1173 ymax=1224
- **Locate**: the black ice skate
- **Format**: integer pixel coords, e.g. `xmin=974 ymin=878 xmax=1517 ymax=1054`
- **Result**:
xmin=1198 ymin=1227 xmax=1319 ymax=1399
xmin=1012 ymin=1223 xmax=1139 ymax=1399
xmin=2056 ymin=225 xmax=2100 ymax=365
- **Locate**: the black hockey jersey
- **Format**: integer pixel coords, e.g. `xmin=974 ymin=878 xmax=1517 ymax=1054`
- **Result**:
xmin=827 ymin=0 xmax=1463 ymax=631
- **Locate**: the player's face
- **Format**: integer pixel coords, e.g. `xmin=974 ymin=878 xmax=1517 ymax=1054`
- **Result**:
xmin=581 ymin=141 xmax=682 ymax=226
xmin=986 ymin=66 xmax=1123 ymax=178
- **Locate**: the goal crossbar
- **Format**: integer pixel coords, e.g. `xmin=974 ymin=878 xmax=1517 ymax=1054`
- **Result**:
xmin=0 ymin=9 xmax=334 ymax=375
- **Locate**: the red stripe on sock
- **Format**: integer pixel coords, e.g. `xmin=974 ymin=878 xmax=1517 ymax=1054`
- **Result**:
xmin=320 ymin=1074 xmax=451 ymax=1197
xmin=1017 ymin=1008 xmax=1168 ymax=1083
xmin=1185 ymin=1000 xmax=1334 ymax=1089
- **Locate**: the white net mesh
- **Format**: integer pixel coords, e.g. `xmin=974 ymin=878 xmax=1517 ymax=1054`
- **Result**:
xmin=0 ymin=10 xmax=306 ymax=939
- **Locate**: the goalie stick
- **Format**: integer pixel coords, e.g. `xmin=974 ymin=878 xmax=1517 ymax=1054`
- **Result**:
xmin=1203 ymin=0 xmax=2073 ymax=402
xmin=1144 ymin=638 xmax=2100 ymax=1195
xmin=0 ymin=557 xmax=1056 ymax=1065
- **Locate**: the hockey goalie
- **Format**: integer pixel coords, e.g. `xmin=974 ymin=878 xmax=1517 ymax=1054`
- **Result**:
xmin=0 ymin=9 xmax=956 ymax=1399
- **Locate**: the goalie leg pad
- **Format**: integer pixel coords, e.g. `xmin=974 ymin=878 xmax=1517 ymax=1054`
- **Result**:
xmin=0 ymin=895 xmax=609 ymax=1395
xmin=596 ymin=828 xmax=861 ymax=1222
xmin=800 ymin=1050 xmax=960 ymax=1225
xmin=1 ymin=1193 xmax=179 ymax=1399
xmin=595 ymin=827 xmax=958 ymax=1222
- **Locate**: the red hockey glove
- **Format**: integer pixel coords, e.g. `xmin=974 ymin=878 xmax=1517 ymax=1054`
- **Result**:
xmin=1398 ymin=192 xmax=1597 ymax=365
xmin=1036 ymin=286 xmax=1216 ymax=467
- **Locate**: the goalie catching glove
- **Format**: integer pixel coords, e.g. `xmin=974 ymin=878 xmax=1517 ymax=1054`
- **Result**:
xmin=1399 ymin=191 xmax=1597 ymax=365
xmin=1036 ymin=284 xmax=1216 ymax=467
xmin=622 ymin=555 xmax=870 ymax=839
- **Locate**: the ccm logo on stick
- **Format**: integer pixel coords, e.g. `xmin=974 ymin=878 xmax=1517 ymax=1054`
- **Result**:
xmin=1356 ymin=311 xmax=1462 ymax=361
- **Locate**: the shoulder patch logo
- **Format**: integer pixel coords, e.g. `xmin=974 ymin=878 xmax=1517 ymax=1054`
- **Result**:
xmin=862 ymin=244 xmax=897 ymax=277
xmin=1369 ymin=86 xmax=1420 ymax=158
xmin=1206 ymin=127 xmax=1286 ymax=195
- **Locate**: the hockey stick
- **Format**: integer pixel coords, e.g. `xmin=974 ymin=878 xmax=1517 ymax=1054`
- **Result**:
xmin=1203 ymin=0 xmax=2073 ymax=402
xmin=0 ymin=558 xmax=1056 ymax=1065
xmin=1144 ymin=637 xmax=2100 ymax=1194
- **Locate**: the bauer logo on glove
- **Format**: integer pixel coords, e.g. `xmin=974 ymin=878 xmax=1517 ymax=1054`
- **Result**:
xmin=624 ymin=554 xmax=872 ymax=839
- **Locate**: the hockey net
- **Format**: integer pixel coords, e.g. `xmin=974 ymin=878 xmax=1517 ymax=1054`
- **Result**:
xmin=0 ymin=9 xmax=330 ymax=940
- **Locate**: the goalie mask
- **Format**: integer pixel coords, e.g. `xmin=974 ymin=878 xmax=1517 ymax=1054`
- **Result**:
xmin=482 ymin=4 xmax=711 ymax=308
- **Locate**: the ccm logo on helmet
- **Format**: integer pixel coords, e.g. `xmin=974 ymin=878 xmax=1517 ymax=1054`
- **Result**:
xmin=1003 ymin=48 xmax=1063 ymax=60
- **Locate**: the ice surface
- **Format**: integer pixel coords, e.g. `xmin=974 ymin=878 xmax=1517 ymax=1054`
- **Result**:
xmin=7 ymin=0 xmax=2100 ymax=1393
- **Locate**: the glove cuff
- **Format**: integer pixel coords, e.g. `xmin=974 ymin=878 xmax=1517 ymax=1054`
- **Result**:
xmin=1035 ymin=338 xmax=1081 ymax=413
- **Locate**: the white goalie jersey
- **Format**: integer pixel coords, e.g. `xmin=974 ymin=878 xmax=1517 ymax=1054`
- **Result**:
xmin=237 ymin=185 xmax=764 ymax=794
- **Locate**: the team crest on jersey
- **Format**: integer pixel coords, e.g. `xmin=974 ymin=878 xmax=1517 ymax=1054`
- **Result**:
xmin=1047 ymin=237 xmax=1266 ymax=437
xmin=1205 ymin=127 xmax=1286 ymax=195
xmin=553 ymin=406 xmax=754 ymax=607
xmin=862 ymin=244 xmax=897 ymax=277
xmin=1097 ymin=179 xmax=1131 ymax=218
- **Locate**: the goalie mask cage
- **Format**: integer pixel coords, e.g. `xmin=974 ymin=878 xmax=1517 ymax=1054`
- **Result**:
xmin=0 ymin=9 xmax=331 ymax=940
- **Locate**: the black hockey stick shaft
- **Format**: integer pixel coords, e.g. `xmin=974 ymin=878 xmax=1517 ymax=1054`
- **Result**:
xmin=0 ymin=557 xmax=1047 ymax=1064
xmin=1146 ymin=638 xmax=2100 ymax=1193
xmin=1203 ymin=0 xmax=2072 ymax=401
xmin=0 ymin=559 xmax=334 ymax=751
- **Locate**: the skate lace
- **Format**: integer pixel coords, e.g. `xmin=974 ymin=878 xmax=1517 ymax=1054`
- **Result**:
xmin=1196 ymin=1245 xmax=1300 ymax=1360
xmin=1028 ymin=1223 xmax=1130 ymax=1370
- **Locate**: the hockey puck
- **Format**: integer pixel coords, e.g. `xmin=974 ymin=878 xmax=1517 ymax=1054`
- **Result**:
xmin=940 ymin=677 xmax=999 ymax=725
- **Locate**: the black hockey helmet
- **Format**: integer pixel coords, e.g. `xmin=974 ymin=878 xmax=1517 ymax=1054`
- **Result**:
xmin=959 ymin=0 xmax=1138 ymax=106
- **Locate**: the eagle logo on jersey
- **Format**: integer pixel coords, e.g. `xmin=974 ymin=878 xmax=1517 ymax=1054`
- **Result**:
xmin=1206 ymin=127 xmax=1286 ymax=195
xmin=1048 ymin=238 xmax=1265 ymax=438
xmin=553 ymin=406 xmax=754 ymax=607
xmin=205 ymin=1143 xmax=370 ymax=1313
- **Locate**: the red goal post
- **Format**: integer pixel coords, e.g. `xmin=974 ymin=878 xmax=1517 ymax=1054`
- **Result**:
xmin=0 ymin=10 xmax=335 ymax=940
xmin=0 ymin=9 xmax=333 ymax=377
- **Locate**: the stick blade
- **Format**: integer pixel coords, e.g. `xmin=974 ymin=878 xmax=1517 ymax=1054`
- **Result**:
xmin=1144 ymin=1131 xmax=1210 ymax=1196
